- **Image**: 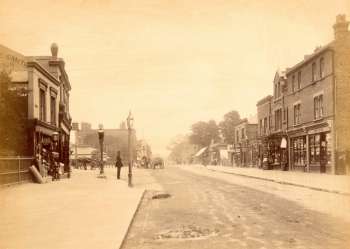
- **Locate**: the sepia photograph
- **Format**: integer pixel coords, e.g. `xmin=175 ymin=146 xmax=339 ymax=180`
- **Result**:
xmin=0 ymin=0 xmax=350 ymax=248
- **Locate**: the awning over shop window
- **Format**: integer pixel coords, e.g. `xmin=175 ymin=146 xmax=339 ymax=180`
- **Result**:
xmin=194 ymin=147 xmax=207 ymax=157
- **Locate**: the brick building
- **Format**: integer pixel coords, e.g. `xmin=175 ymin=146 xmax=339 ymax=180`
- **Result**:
xmin=257 ymin=15 xmax=350 ymax=174
xmin=233 ymin=118 xmax=258 ymax=167
xmin=0 ymin=43 xmax=72 ymax=180
xmin=73 ymin=122 xmax=137 ymax=165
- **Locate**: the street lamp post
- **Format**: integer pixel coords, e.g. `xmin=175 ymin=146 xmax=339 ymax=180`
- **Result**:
xmin=52 ymin=131 xmax=59 ymax=180
xmin=127 ymin=111 xmax=134 ymax=187
xmin=98 ymin=125 xmax=105 ymax=177
xmin=52 ymin=132 xmax=59 ymax=152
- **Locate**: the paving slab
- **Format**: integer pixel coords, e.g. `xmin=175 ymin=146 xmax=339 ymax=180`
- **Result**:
xmin=0 ymin=167 xmax=147 ymax=249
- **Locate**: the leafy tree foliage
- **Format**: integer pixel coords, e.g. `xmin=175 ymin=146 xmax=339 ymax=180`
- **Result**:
xmin=189 ymin=120 xmax=219 ymax=147
xmin=219 ymin=110 xmax=241 ymax=144
xmin=0 ymin=71 xmax=29 ymax=156
xmin=167 ymin=135 xmax=197 ymax=164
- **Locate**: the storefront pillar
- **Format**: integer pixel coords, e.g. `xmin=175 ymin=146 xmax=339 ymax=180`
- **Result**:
xmin=306 ymin=134 xmax=310 ymax=172
xmin=288 ymin=137 xmax=292 ymax=171
xmin=330 ymin=120 xmax=336 ymax=174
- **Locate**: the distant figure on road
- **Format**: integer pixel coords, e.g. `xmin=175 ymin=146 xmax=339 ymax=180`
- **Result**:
xmin=115 ymin=151 xmax=123 ymax=179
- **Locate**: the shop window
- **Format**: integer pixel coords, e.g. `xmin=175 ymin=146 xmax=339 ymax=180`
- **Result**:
xmin=309 ymin=135 xmax=320 ymax=164
xmin=39 ymin=89 xmax=46 ymax=122
xmin=269 ymin=140 xmax=281 ymax=165
xmin=294 ymin=104 xmax=301 ymax=125
xmin=292 ymin=136 xmax=306 ymax=166
xmin=309 ymin=133 xmax=331 ymax=167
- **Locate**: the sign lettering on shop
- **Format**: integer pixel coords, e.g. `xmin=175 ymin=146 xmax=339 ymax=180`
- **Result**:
xmin=0 ymin=45 xmax=27 ymax=72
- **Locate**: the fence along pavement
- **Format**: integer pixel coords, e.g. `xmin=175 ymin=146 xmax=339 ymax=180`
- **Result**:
xmin=0 ymin=156 xmax=34 ymax=186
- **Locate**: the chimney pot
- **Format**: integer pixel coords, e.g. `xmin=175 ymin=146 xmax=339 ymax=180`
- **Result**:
xmin=51 ymin=43 xmax=58 ymax=58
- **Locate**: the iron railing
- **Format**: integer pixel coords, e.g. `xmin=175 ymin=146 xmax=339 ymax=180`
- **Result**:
xmin=0 ymin=157 xmax=34 ymax=186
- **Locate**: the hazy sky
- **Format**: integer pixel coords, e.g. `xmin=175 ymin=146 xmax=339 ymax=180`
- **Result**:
xmin=1 ymin=0 xmax=349 ymax=155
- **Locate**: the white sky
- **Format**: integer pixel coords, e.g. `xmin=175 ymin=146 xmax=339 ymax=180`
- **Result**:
xmin=1 ymin=0 xmax=349 ymax=155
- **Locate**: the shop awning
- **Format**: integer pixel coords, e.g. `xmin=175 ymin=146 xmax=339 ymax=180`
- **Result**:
xmin=194 ymin=147 xmax=207 ymax=157
xmin=70 ymin=147 xmax=97 ymax=159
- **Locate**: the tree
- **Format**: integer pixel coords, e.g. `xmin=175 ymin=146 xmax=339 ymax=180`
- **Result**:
xmin=189 ymin=120 xmax=219 ymax=147
xmin=167 ymin=135 xmax=196 ymax=164
xmin=219 ymin=110 xmax=241 ymax=144
xmin=0 ymin=71 xmax=29 ymax=155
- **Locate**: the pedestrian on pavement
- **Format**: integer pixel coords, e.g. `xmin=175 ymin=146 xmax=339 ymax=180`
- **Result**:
xmin=115 ymin=151 xmax=123 ymax=179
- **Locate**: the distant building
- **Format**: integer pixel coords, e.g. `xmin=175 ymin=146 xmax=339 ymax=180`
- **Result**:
xmin=257 ymin=15 xmax=350 ymax=174
xmin=208 ymin=142 xmax=229 ymax=166
xmin=136 ymin=139 xmax=152 ymax=161
xmin=233 ymin=118 xmax=258 ymax=167
xmin=75 ymin=122 xmax=137 ymax=164
xmin=81 ymin=122 xmax=92 ymax=131
xmin=72 ymin=122 xmax=79 ymax=131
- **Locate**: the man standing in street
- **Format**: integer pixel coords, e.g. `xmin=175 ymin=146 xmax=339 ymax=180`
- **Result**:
xmin=115 ymin=151 xmax=123 ymax=179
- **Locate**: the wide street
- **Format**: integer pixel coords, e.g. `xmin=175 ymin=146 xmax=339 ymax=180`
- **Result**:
xmin=122 ymin=166 xmax=350 ymax=249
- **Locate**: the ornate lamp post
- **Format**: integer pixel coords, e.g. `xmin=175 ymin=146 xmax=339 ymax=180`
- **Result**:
xmin=98 ymin=125 xmax=105 ymax=177
xmin=51 ymin=131 xmax=60 ymax=179
xmin=52 ymin=131 xmax=59 ymax=160
xmin=127 ymin=111 xmax=134 ymax=187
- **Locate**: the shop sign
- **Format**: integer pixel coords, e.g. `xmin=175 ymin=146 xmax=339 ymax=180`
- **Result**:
xmin=0 ymin=45 xmax=27 ymax=71
xmin=307 ymin=126 xmax=330 ymax=135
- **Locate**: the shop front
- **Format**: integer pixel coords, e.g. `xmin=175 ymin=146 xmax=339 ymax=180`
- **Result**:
xmin=290 ymin=135 xmax=307 ymax=171
xmin=265 ymin=133 xmax=288 ymax=170
xmin=30 ymin=119 xmax=70 ymax=177
xmin=289 ymin=125 xmax=332 ymax=173
xmin=308 ymin=131 xmax=332 ymax=173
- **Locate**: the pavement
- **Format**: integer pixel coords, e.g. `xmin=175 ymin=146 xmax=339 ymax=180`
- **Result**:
xmin=189 ymin=164 xmax=350 ymax=195
xmin=0 ymin=166 xmax=155 ymax=249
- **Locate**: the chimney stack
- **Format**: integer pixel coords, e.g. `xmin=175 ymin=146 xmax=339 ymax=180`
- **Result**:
xmin=333 ymin=14 xmax=349 ymax=40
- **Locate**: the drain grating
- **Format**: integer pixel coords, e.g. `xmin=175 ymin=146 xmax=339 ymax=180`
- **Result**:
xmin=152 ymin=193 xmax=171 ymax=199
xmin=154 ymin=225 xmax=219 ymax=240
